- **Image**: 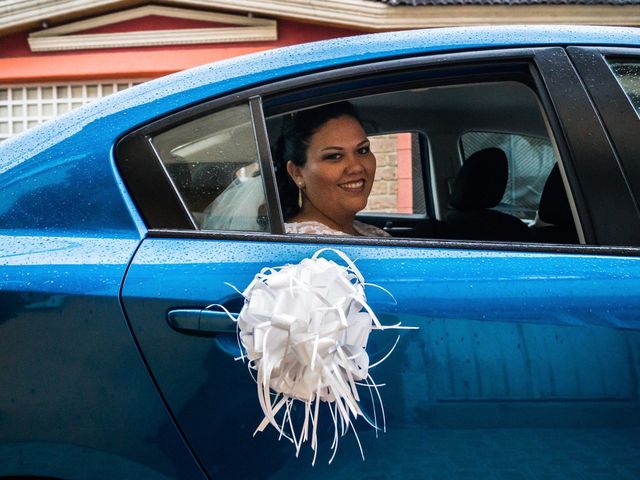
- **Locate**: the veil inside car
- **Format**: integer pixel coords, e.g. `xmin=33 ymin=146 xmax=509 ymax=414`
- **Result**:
xmin=201 ymin=167 xmax=267 ymax=231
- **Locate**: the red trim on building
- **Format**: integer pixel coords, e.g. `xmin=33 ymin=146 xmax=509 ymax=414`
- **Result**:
xmin=0 ymin=19 xmax=358 ymax=83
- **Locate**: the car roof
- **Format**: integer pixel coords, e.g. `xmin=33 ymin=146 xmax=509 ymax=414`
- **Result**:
xmin=1 ymin=25 xmax=639 ymax=174
xmin=119 ymin=24 xmax=640 ymax=110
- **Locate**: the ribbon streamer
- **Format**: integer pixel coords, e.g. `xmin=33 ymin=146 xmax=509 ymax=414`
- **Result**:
xmin=233 ymin=248 xmax=414 ymax=464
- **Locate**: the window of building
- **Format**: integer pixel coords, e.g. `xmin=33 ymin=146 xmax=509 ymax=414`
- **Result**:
xmin=0 ymin=81 xmax=142 ymax=141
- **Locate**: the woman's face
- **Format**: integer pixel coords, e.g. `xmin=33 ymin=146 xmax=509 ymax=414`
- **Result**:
xmin=288 ymin=115 xmax=376 ymax=226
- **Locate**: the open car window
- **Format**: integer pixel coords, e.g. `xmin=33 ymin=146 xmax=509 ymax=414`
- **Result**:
xmin=265 ymin=79 xmax=580 ymax=244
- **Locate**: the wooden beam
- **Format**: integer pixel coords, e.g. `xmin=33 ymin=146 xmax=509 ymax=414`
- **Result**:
xmin=27 ymin=5 xmax=277 ymax=51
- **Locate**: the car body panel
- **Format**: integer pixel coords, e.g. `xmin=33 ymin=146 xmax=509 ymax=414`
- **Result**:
xmin=0 ymin=234 xmax=206 ymax=479
xmin=122 ymin=238 xmax=640 ymax=477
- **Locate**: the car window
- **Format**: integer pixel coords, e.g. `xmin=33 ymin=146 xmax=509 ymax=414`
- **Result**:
xmin=461 ymin=131 xmax=556 ymax=223
xmin=151 ymin=104 xmax=268 ymax=232
xmin=608 ymin=61 xmax=640 ymax=116
xmin=364 ymin=132 xmax=427 ymax=215
xmin=266 ymin=79 xmax=579 ymax=244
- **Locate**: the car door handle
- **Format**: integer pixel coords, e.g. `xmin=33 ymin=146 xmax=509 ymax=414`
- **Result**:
xmin=167 ymin=308 xmax=238 ymax=335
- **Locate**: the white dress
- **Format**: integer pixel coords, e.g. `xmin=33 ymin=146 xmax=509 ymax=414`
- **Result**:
xmin=285 ymin=220 xmax=390 ymax=237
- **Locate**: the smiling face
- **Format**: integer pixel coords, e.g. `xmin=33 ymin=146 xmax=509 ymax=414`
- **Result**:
xmin=287 ymin=115 xmax=376 ymax=233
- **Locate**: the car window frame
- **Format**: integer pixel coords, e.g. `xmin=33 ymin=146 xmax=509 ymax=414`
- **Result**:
xmin=116 ymin=98 xmax=284 ymax=232
xmin=567 ymin=47 xmax=640 ymax=225
xmin=115 ymin=46 xmax=640 ymax=255
xmin=536 ymin=47 xmax=640 ymax=247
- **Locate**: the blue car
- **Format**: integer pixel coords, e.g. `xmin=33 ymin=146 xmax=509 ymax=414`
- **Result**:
xmin=2 ymin=25 xmax=640 ymax=479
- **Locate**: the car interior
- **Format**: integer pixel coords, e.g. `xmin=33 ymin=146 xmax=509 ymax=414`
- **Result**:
xmin=152 ymin=77 xmax=581 ymax=245
xmin=266 ymin=80 xmax=581 ymax=244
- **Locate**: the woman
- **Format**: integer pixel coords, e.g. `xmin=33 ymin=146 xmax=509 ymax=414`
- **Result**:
xmin=275 ymin=102 xmax=389 ymax=237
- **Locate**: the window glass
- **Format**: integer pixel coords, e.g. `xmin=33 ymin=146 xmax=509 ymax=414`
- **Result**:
xmin=151 ymin=104 xmax=268 ymax=232
xmin=0 ymin=80 xmax=142 ymax=142
xmin=609 ymin=61 xmax=640 ymax=116
xmin=461 ymin=131 xmax=556 ymax=223
xmin=364 ymin=132 xmax=426 ymax=215
xmin=265 ymin=79 xmax=576 ymax=243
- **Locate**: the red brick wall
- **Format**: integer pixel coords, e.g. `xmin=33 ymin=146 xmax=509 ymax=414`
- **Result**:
xmin=367 ymin=133 xmax=413 ymax=213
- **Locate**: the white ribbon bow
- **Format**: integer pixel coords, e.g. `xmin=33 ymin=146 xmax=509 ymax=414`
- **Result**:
xmin=226 ymin=248 xmax=414 ymax=464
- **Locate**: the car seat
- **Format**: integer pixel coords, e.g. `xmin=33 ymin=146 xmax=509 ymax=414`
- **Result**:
xmin=446 ymin=147 xmax=530 ymax=242
xmin=530 ymin=163 xmax=579 ymax=244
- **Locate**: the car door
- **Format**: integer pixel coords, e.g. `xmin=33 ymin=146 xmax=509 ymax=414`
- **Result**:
xmin=119 ymin=48 xmax=640 ymax=479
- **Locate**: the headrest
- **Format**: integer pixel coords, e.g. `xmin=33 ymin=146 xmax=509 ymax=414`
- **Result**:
xmin=538 ymin=164 xmax=573 ymax=226
xmin=450 ymin=147 xmax=508 ymax=211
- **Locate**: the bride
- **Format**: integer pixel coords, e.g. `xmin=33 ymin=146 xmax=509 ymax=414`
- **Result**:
xmin=275 ymin=101 xmax=388 ymax=237
xmin=202 ymin=101 xmax=388 ymax=237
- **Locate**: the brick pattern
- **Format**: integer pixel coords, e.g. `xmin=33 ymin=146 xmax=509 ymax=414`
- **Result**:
xmin=367 ymin=133 xmax=413 ymax=213
xmin=396 ymin=133 xmax=414 ymax=214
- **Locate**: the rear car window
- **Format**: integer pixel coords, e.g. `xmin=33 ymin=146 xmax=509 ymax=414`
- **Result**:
xmin=461 ymin=131 xmax=556 ymax=223
xmin=151 ymin=104 xmax=269 ymax=232
xmin=609 ymin=61 xmax=640 ymax=116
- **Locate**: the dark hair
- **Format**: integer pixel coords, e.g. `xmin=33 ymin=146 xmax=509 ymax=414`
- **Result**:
xmin=273 ymin=101 xmax=363 ymax=220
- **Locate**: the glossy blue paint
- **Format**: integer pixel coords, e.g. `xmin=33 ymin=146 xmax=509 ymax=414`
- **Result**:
xmin=0 ymin=233 xmax=138 ymax=295
xmin=0 ymin=143 xmax=141 ymax=235
xmin=125 ymin=239 xmax=640 ymax=330
xmin=123 ymin=238 xmax=640 ymax=477
xmin=0 ymin=234 xmax=206 ymax=479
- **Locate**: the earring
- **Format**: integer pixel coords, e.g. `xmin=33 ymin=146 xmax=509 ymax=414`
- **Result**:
xmin=298 ymin=184 xmax=303 ymax=208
